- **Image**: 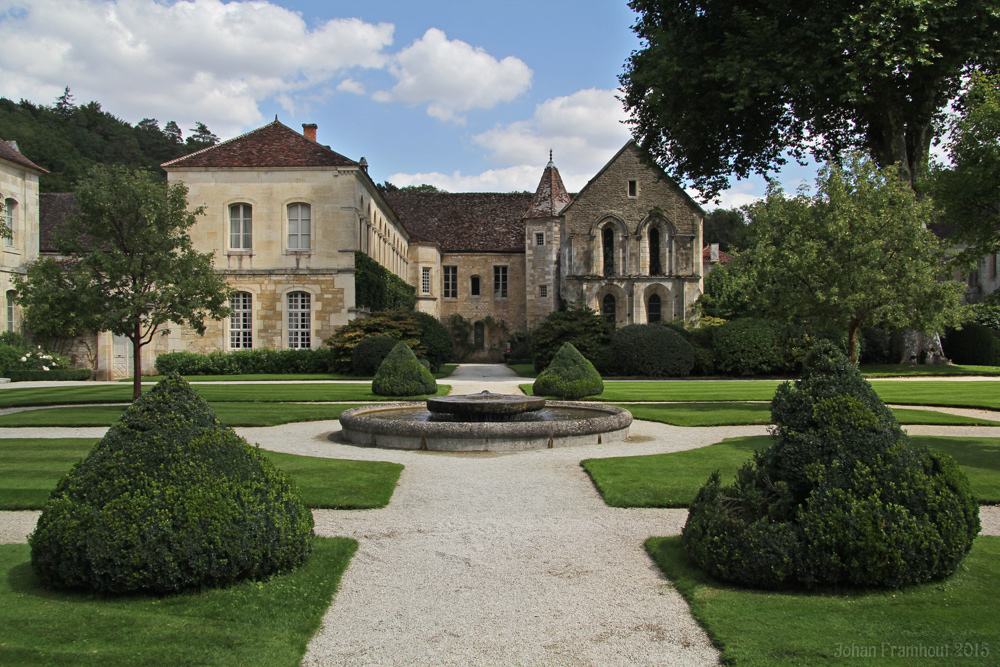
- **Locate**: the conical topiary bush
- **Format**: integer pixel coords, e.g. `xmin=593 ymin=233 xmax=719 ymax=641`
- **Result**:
xmin=372 ymin=341 xmax=437 ymax=396
xmin=683 ymin=342 xmax=980 ymax=590
xmin=29 ymin=374 xmax=314 ymax=594
xmin=532 ymin=342 xmax=603 ymax=399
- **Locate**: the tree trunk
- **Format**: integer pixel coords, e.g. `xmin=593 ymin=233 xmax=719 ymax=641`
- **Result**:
xmin=132 ymin=319 xmax=142 ymax=400
xmin=848 ymin=321 xmax=860 ymax=365
xmin=897 ymin=330 xmax=949 ymax=366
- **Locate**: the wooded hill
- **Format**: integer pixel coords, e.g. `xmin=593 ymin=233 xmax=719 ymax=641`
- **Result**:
xmin=0 ymin=89 xmax=218 ymax=192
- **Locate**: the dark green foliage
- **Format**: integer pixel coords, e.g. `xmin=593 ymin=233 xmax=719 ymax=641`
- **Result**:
xmin=968 ymin=301 xmax=1000 ymax=331
xmin=29 ymin=375 xmax=314 ymax=594
xmin=410 ymin=311 xmax=453 ymax=371
xmin=697 ymin=263 xmax=756 ymax=321
xmin=7 ymin=370 xmax=91 ymax=382
xmin=530 ymin=304 xmax=614 ymax=372
xmin=703 ymin=208 xmax=748 ymax=251
xmin=532 ymin=343 xmax=604 ymax=399
xmin=943 ymin=323 xmax=1000 ymax=365
xmin=712 ymin=318 xmax=788 ymax=376
xmin=0 ymin=332 xmax=30 ymax=349
xmin=351 ymin=336 xmax=399 ymax=376
xmin=354 ymin=251 xmax=416 ymax=312
xmin=610 ymin=324 xmax=694 ymax=377
xmin=325 ymin=311 xmax=427 ymax=373
xmin=683 ymin=342 xmax=980 ymax=590
xmin=508 ymin=330 xmax=531 ymax=361
xmin=371 ymin=342 xmax=437 ymax=396
xmin=0 ymin=345 xmax=23 ymax=375
xmin=154 ymin=348 xmax=336 ymax=375
xmin=860 ymin=327 xmax=893 ymax=364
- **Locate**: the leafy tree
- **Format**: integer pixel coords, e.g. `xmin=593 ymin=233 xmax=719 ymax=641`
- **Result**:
xmin=163 ymin=120 xmax=184 ymax=146
xmin=16 ymin=165 xmax=232 ymax=398
xmin=399 ymin=184 xmax=447 ymax=193
xmin=530 ymin=303 xmax=614 ymax=372
xmin=621 ymin=0 xmax=1000 ymax=197
xmin=696 ymin=261 xmax=756 ymax=321
xmin=703 ymin=208 xmax=747 ymax=252
xmin=16 ymin=258 xmax=98 ymax=360
xmin=738 ymin=155 xmax=964 ymax=363
xmin=186 ymin=121 xmax=219 ymax=151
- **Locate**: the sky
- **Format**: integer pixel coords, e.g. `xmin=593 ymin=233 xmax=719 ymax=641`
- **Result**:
xmin=0 ymin=0 xmax=818 ymax=208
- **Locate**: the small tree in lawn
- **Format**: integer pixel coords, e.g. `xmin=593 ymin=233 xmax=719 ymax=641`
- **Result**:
xmin=17 ymin=165 xmax=232 ymax=399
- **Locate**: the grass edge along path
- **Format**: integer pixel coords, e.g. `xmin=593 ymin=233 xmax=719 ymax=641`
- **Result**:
xmin=646 ymin=535 xmax=999 ymax=666
xmin=0 ymin=537 xmax=356 ymax=667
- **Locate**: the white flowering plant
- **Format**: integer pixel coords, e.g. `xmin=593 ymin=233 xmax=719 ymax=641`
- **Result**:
xmin=13 ymin=346 xmax=69 ymax=372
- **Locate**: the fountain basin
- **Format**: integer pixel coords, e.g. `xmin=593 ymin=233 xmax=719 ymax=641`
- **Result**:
xmin=338 ymin=401 xmax=632 ymax=452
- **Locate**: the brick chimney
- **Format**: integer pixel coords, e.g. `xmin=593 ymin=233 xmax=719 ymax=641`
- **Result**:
xmin=302 ymin=123 xmax=317 ymax=142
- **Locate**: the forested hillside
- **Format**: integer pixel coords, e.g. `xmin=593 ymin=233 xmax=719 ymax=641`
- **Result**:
xmin=0 ymin=88 xmax=218 ymax=192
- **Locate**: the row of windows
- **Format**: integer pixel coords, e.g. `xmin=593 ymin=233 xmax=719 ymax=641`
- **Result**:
xmin=601 ymin=293 xmax=663 ymax=324
xmin=602 ymin=226 xmax=668 ymax=277
xmin=422 ymin=265 xmax=511 ymax=299
xmin=228 ymin=291 xmax=311 ymax=350
xmin=229 ymin=203 xmax=311 ymax=251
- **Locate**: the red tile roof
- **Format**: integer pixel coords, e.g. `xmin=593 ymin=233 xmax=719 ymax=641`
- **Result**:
xmin=162 ymin=120 xmax=357 ymax=169
xmin=702 ymin=245 xmax=733 ymax=264
xmin=525 ymin=158 xmax=572 ymax=218
xmin=0 ymin=140 xmax=47 ymax=174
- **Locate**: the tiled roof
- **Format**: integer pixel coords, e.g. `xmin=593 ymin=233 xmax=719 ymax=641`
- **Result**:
xmin=702 ymin=245 xmax=733 ymax=264
xmin=162 ymin=120 xmax=357 ymax=169
xmin=525 ymin=158 xmax=572 ymax=218
xmin=39 ymin=193 xmax=79 ymax=253
xmin=385 ymin=191 xmax=535 ymax=253
xmin=0 ymin=140 xmax=47 ymax=174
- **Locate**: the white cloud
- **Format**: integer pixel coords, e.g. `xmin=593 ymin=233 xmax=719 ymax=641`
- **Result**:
xmin=0 ymin=0 xmax=394 ymax=135
xmin=337 ymin=78 xmax=366 ymax=95
xmin=375 ymin=28 xmax=532 ymax=123
xmin=388 ymin=165 xmax=542 ymax=193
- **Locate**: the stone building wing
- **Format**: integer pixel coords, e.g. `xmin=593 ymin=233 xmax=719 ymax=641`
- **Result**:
xmin=524 ymin=155 xmax=572 ymax=219
xmin=0 ymin=140 xmax=47 ymax=174
xmin=386 ymin=191 xmax=534 ymax=253
xmin=161 ymin=119 xmax=358 ymax=169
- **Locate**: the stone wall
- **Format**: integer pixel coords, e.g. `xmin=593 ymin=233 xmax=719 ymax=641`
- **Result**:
xmin=437 ymin=252 xmax=526 ymax=333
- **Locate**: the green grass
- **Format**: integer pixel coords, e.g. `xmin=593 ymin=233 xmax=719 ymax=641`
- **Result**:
xmin=861 ymin=363 xmax=1000 ymax=377
xmin=0 ymin=537 xmax=356 ymax=667
xmin=0 ymin=383 xmax=451 ymax=408
xmin=0 ymin=438 xmax=404 ymax=510
xmin=0 ymin=402 xmax=369 ymax=428
xmin=582 ymin=435 xmax=1000 ymax=507
xmin=129 ymin=364 xmax=459 ymax=383
xmin=646 ymin=535 xmax=999 ymax=666
xmin=508 ymin=363 xmax=537 ymax=378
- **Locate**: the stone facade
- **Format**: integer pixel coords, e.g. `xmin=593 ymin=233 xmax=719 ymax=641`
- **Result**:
xmin=0 ymin=141 xmax=43 ymax=338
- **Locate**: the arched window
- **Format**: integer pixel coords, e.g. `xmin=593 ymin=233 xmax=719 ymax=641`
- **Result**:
xmin=287 ymin=203 xmax=311 ymax=250
xmin=603 ymin=227 xmax=615 ymax=276
xmin=287 ymin=291 xmax=311 ymax=348
xmin=229 ymin=203 xmax=251 ymax=250
xmin=4 ymin=198 xmax=16 ymax=248
xmin=474 ymin=321 xmax=485 ymax=350
xmin=649 ymin=228 xmax=661 ymax=275
xmin=602 ymin=294 xmax=616 ymax=324
xmin=5 ymin=290 xmax=15 ymax=332
xmin=647 ymin=294 xmax=661 ymax=323
xmin=230 ymin=292 xmax=252 ymax=349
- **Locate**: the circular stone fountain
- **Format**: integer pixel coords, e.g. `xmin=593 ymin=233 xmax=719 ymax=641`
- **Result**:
xmin=337 ymin=391 xmax=632 ymax=452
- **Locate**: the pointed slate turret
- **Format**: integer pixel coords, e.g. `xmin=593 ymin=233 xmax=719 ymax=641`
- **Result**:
xmin=524 ymin=150 xmax=572 ymax=219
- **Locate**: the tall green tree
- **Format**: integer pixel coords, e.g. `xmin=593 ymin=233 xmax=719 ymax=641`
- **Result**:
xmin=737 ymin=155 xmax=964 ymax=363
xmin=16 ymin=165 xmax=232 ymax=398
xmin=621 ymin=0 xmax=1000 ymax=198
xmin=703 ymin=207 xmax=747 ymax=252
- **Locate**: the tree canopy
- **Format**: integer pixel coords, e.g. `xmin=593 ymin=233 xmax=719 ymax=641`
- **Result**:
xmin=621 ymin=0 xmax=1000 ymax=198
xmin=735 ymin=155 xmax=964 ymax=363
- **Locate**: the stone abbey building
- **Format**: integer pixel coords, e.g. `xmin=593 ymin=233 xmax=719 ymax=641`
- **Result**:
xmin=31 ymin=120 xmax=704 ymax=377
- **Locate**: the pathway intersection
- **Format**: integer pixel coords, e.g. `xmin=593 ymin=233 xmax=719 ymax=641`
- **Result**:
xmin=0 ymin=365 xmax=998 ymax=666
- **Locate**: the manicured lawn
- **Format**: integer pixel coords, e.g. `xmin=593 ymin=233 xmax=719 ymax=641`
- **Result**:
xmin=508 ymin=363 xmax=537 ymax=378
xmin=0 ymin=438 xmax=404 ymax=510
xmin=0 ymin=383 xmax=451 ymax=408
xmin=0 ymin=402 xmax=368 ymax=428
xmin=618 ymin=403 xmax=1000 ymax=427
xmin=0 ymin=537 xmax=356 ymax=667
xmin=862 ymin=363 xmax=1000 ymax=377
xmin=582 ymin=435 xmax=1000 ymax=507
xmin=647 ymin=535 xmax=998 ymax=666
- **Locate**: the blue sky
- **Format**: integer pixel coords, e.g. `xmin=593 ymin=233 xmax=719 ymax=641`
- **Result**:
xmin=0 ymin=0 xmax=815 ymax=206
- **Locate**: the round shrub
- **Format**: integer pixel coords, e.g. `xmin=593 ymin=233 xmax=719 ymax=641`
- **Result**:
xmin=610 ymin=324 xmax=694 ymax=377
xmin=532 ymin=342 xmax=604 ymax=399
xmin=712 ymin=318 xmax=787 ymax=376
xmin=943 ymin=323 xmax=1000 ymax=365
xmin=352 ymin=335 xmax=399 ymax=376
xmin=372 ymin=342 xmax=437 ymax=396
xmin=683 ymin=342 xmax=979 ymax=590
xmin=29 ymin=374 xmax=314 ymax=594
xmin=530 ymin=305 xmax=614 ymax=372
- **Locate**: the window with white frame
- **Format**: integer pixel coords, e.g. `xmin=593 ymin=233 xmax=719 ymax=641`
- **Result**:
xmin=230 ymin=291 xmax=252 ymax=349
xmin=287 ymin=203 xmax=311 ymax=250
xmin=5 ymin=290 xmax=15 ymax=332
xmin=4 ymin=199 xmax=15 ymax=248
xmin=422 ymin=267 xmax=431 ymax=294
xmin=494 ymin=265 xmax=508 ymax=299
xmin=287 ymin=291 xmax=311 ymax=348
xmin=443 ymin=266 xmax=457 ymax=298
xmin=229 ymin=203 xmax=252 ymax=250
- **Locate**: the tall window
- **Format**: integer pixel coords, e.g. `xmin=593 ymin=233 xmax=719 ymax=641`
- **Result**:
xmin=603 ymin=227 xmax=615 ymax=276
xmin=4 ymin=199 xmax=15 ymax=248
xmin=471 ymin=275 xmax=480 ymax=296
xmin=287 ymin=291 xmax=311 ymax=348
xmin=628 ymin=180 xmax=638 ymax=197
xmin=443 ymin=266 xmax=458 ymax=298
xmin=602 ymin=294 xmax=616 ymax=324
xmin=494 ymin=265 xmax=508 ymax=298
xmin=287 ymin=203 xmax=311 ymax=250
xmin=649 ymin=228 xmax=661 ymax=275
xmin=230 ymin=292 xmax=252 ymax=349
xmin=229 ymin=203 xmax=252 ymax=250
xmin=5 ymin=290 xmax=15 ymax=332
xmin=647 ymin=294 xmax=661 ymax=323
xmin=422 ymin=267 xmax=431 ymax=294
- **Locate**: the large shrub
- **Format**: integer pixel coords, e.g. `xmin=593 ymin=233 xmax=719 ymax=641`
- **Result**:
xmin=29 ymin=375 xmax=314 ymax=594
xmin=943 ymin=323 xmax=1000 ymax=365
xmin=530 ymin=304 xmax=614 ymax=372
xmin=372 ymin=342 xmax=437 ymax=396
xmin=153 ymin=348 xmax=336 ymax=375
xmin=532 ymin=342 xmax=604 ymax=399
xmin=683 ymin=342 xmax=979 ymax=590
xmin=352 ymin=335 xmax=400 ymax=376
xmin=325 ymin=311 xmax=427 ymax=373
xmin=610 ymin=324 xmax=694 ymax=377
xmin=410 ymin=310 xmax=454 ymax=371
xmin=712 ymin=317 xmax=788 ymax=376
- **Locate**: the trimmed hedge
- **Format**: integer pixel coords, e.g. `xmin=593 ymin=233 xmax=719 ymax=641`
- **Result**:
xmin=712 ymin=318 xmax=788 ymax=376
xmin=154 ymin=348 xmax=337 ymax=375
xmin=532 ymin=342 xmax=603 ymax=399
xmin=943 ymin=323 xmax=1000 ymax=366
xmin=372 ymin=342 xmax=437 ymax=396
xmin=610 ymin=324 xmax=694 ymax=377
xmin=7 ymin=369 xmax=92 ymax=381
xmin=683 ymin=342 xmax=979 ymax=590
xmin=29 ymin=374 xmax=314 ymax=594
xmin=351 ymin=336 xmax=399 ymax=376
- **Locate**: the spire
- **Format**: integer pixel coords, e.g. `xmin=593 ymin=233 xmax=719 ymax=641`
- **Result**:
xmin=525 ymin=152 xmax=571 ymax=218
